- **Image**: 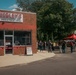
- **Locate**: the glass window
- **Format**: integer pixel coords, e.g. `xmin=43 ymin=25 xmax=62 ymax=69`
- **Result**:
xmin=14 ymin=31 xmax=31 ymax=45
xmin=0 ymin=31 xmax=4 ymax=46
xmin=5 ymin=31 xmax=13 ymax=35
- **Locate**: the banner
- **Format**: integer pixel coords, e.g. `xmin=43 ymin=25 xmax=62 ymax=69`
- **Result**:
xmin=0 ymin=11 xmax=23 ymax=22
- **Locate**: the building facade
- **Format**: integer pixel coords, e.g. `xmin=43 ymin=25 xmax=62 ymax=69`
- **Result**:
xmin=0 ymin=10 xmax=37 ymax=56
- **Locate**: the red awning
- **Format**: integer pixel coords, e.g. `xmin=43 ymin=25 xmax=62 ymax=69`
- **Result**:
xmin=64 ymin=34 xmax=76 ymax=40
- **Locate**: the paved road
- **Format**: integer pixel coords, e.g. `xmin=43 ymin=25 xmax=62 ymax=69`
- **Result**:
xmin=0 ymin=52 xmax=76 ymax=75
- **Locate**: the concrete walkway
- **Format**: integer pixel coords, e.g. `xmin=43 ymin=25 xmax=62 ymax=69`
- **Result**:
xmin=0 ymin=51 xmax=55 ymax=68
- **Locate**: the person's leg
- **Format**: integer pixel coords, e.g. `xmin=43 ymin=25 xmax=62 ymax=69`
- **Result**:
xmin=48 ymin=47 xmax=50 ymax=52
xmin=71 ymin=47 xmax=73 ymax=53
xmin=59 ymin=46 xmax=62 ymax=53
xmin=63 ymin=50 xmax=65 ymax=53
xmin=62 ymin=49 xmax=65 ymax=53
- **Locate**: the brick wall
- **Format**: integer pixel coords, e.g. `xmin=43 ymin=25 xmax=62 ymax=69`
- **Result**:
xmin=0 ymin=10 xmax=37 ymax=55
xmin=0 ymin=47 xmax=4 ymax=56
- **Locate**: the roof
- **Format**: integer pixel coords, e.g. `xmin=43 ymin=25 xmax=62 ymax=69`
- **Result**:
xmin=0 ymin=9 xmax=36 ymax=14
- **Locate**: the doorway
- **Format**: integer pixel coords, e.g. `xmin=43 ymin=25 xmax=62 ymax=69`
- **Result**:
xmin=4 ymin=36 xmax=13 ymax=54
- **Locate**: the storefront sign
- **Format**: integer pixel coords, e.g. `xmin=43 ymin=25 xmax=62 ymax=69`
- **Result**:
xmin=0 ymin=11 xmax=23 ymax=22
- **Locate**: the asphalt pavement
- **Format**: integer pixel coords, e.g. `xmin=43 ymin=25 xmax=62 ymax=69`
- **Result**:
xmin=0 ymin=51 xmax=76 ymax=75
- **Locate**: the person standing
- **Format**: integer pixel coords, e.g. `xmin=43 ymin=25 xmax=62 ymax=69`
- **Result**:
xmin=73 ymin=41 xmax=76 ymax=52
xmin=51 ymin=42 xmax=54 ymax=51
xmin=58 ymin=40 xmax=62 ymax=53
xmin=70 ymin=41 xmax=74 ymax=53
xmin=47 ymin=40 xmax=52 ymax=52
xmin=38 ymin=41 xmax=43 ymax=51
xmin=62 ymin=41 xmax=66 ymax=53
xmin=43 ymin=41 xmax=47 ymax=50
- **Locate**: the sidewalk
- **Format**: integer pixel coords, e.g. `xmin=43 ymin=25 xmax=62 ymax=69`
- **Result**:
xmin=0 ymin=51 xmax=55 ymax=68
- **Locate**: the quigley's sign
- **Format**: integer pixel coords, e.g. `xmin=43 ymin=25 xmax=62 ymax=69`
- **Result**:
xmin=0 ymin=11 xmax=23 ymax=22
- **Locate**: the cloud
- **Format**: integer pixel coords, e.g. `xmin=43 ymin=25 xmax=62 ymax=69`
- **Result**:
xmin=9 ymin=4 xmax=22 ymax=11
xmin=9 ymin=4 xmax=18 ymax=9
xmin=12 ymin=9 xmax=17 ymax=11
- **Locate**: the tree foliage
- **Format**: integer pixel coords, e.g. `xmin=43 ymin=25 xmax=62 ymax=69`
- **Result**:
xmin=16 ymin=0 xmax=76 ymax=41
xmin=16 ymin=0 xmax=33 ymax=11
xmin=73 ymin=8 xmax=76 ymax=25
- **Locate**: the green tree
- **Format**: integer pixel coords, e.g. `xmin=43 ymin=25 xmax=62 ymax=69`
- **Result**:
xmin=38 ymin=0 xmax=74 ymax=41
xmin=73 ymin=8 xmax=76 ymax=27
xmin=30 ymin=0 xmax=44 ymax=13
xmin=16 ymin=0 xmax=33 ymax=11
xmin=16 ymin=0 xmax=76 ymax=41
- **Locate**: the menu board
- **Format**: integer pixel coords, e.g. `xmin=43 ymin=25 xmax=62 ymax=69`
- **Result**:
xmin=26 ymin=47 xmax=33 ymax=55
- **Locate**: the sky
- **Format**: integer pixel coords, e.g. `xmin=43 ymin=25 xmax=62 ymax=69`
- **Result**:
xmin=68 ymin=0 xmax=76 ymax=7
xmin=0 ymin=0 xmax=76 ymax=11
xmin=0 ymin=0 xmax=17 ymax=10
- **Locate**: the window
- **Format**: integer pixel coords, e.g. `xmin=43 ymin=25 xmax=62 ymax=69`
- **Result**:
xmin=14 ymin=31 xmax=31 ymax=45
xmin=5 ymin=31 xmax=13 ymax=35
xmin=0 ymin=31 xmax=4 ymax=46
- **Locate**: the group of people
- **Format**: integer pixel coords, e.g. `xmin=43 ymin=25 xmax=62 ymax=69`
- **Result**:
xmin=38 ymin=40 xmax=76 ymax=53
xmin=38 ymin=40 xmax=54 ymax=52
xmin=58 ymin=40 xmax=76 ymax=53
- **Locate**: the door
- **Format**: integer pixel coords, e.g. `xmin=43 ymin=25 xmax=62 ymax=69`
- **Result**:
xmin=4 ymin=36 xmax=13 ymax=54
